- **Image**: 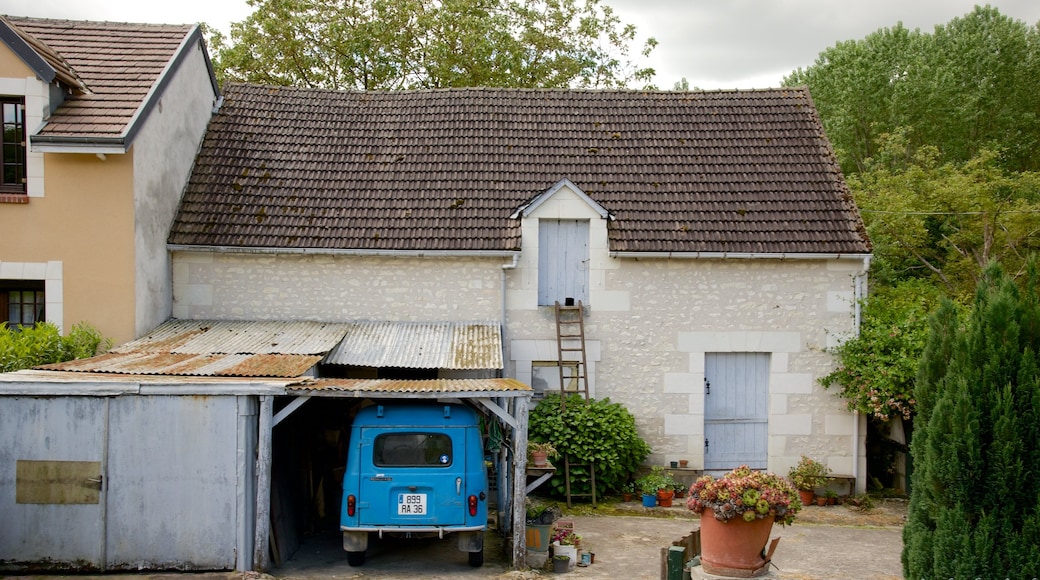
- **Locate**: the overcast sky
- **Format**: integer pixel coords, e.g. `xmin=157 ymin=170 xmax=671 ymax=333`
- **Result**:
xmin=5 ymin=0 xmax=1040 ymax=89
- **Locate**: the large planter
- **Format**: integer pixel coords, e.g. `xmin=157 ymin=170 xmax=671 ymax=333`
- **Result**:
xmin=798 ymin=489 xmax=814 ymax=506
xmin=641 ymin=493 xmax=657 ymax=507
xmin=526 ymin=524 xmax=552 ymax=552
xmin=699 ymin=511 xmax=774 ymax=577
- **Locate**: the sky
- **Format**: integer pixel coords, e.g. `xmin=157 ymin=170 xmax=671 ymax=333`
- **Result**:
xmin=5 ymin=0 xmax=1040 ymax=89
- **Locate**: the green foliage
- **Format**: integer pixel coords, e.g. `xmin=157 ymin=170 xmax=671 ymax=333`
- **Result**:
xmin=0 ymin=322 xmax=110 ymax=373
xmin=787 ymin=455 xmax=832 ymax=491
xmin=820 ymin=279 xmax=943 ymax=420
xmin=210 ymin=0 xmax=657 ymax=90
xmin=528 ymin=393 xmax=651 ymax=498
xmin=903 ymin=260 xmax=1040 ymax=578
xmin=849 ymin=142 xmax=1040 ymax=300
xmin=785 ymin=6 xmax=1040 ymax=174
xmin=633 ymin=466 xmax=676 ymax=495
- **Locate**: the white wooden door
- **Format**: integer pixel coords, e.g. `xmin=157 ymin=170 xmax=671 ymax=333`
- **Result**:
xmin=538 ymin=219 xmax=589 ymax=306
xmin=703 ymin=353 xmax=769 ymax=470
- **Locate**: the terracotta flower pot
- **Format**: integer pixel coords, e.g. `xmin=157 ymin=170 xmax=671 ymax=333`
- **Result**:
xmin=699 ymin=511 xmax=775 ymax=576
xmin=816 ymin=495 xmax=827 ymax=506
xmin=679 ymin=460 xmax=689 ymax=468
xmin=531 ymin=451 xmax=548 ymax=467
xmin=657 ymin=489 xmax=674 ymax=507
xmin=798 ymin=489 xmax=814 ymax=506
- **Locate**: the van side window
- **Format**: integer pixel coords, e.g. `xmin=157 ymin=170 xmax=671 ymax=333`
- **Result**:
xmin=374 ymin=433 xmax=453 ymax=467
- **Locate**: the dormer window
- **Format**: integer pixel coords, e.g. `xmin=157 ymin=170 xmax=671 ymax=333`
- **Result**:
xmin=2 ymin=97 xmax=26 ymax=194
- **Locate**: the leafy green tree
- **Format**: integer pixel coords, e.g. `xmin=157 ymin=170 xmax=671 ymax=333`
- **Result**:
xmin=0 ymin=322 xmax=110 ymax=372
xmin=209 ymin=0 xmax=657 ymax=90
xmin=785 ymin=6 xmax=1040 ymax=173
xmin=849 ymin=137 xmax=1040 ymax=301
xmin=529 ymin=393 xmax=650 ymax=498
xmin=903 ymin=261 xmax=1040 ymax=578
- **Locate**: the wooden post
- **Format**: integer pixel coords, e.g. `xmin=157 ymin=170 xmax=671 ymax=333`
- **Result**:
xmin=253 ymin=395 xmax=273 ymax=571
xmin=511 ymin=396 xmax=529 ymax=569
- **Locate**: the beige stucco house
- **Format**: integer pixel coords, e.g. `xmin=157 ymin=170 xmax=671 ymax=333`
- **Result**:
xmin=167 ymin=84 xmax=873 ymax=489
xmin=0 ymin=16 xmax=220 ymax=343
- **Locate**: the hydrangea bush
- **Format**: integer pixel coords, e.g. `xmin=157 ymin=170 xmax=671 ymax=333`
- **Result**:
xmin=686 ymin=465 xmax=800 ymax=526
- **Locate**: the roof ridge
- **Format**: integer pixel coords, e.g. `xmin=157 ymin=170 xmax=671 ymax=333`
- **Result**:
xmin=226 ymin=81 xmax=801 ymax=97
xmin=5 ymin=14 xmax=194 ymax=30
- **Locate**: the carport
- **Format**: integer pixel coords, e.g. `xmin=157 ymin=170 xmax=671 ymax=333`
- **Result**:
xmin=0 ymin=319 xmax=534 ymax=572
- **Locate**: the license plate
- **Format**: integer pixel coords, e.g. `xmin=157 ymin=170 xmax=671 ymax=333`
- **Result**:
xmin=398 ymin=493 xmax=427 ymax=515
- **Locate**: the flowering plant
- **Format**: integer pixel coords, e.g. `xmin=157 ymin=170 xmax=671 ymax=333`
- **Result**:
xmin=686 ymin=465 xmax=800 ymax=526
xmin=552 ymin=528 xmax=582 ymax=545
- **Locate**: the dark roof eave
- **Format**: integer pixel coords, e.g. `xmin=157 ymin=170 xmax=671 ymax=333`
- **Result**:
xmin=167 ymin=243 xmax=521 ymax=258
xmin=0 ymin=16 xmax=56 ymax=84
xmin=30 ymin=134 xmax=128 ymax=154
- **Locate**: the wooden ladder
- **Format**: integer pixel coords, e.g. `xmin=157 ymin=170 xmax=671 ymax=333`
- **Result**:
xmin=554 ymin=300 xmax=596 ymax=507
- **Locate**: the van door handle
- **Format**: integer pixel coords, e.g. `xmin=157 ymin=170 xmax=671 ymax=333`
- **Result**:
xmin=456 ymin=477 xmax=462 ymax=495
xmin=86 ymin=475 xmax=103 ymax=490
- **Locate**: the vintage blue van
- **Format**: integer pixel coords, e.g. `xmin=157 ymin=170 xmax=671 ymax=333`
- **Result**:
xmin=340 ymin=402 xmax=488 ymax=567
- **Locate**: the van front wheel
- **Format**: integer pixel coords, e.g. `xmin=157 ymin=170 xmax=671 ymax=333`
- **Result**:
xmin=346 ymin=551 xmax=366 ymax=567
xmin=468 ymin=548 xmax=484 ymax=567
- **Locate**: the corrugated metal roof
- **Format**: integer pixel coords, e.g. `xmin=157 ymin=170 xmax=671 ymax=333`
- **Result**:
xmin=325 ymin=321 xmax=502 ymax=370
xmin=288 ymin=378 xmax=530 ymax=394
xmin=113 ymin=319 xmax=352 ymax=355
xmin=39 ymin=320 xmax=350 ymax=378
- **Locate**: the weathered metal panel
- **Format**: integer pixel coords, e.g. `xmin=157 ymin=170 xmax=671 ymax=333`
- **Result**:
xmin=114 ymin=319 xmax=351 ymax=354
xmin=0 ymin=397 xmax=106 ymax=567
xmin=325 ymin=321 xmax=502 ymax=369
xmin=104 ymin=394 xmax=239 ymax=569
xmin=16 ymin=460 xmax=102 ymax=504
xmin=289 ymin=377 xmax=531 ymax=395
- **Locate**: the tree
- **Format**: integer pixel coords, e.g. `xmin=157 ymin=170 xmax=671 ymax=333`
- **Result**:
xmin=903 ymin=261 xmax=1040 ymax=578
xmin=209 ymin=0 xmax=657 ymax=90
xmin=785 ymin=6 xmax=1040 ymax=174
xmin=849 ymin=137 xmax=1040 ymax=301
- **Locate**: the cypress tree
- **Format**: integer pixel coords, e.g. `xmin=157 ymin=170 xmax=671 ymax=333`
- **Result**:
xmin=903 ymin=260 xmax=1040 ymax=578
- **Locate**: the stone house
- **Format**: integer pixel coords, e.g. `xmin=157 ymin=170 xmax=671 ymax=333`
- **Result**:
xmin=0 ymin=15 xmax=220 ymax=343
xmin=168 ymin=84 xmax=872 ymax=485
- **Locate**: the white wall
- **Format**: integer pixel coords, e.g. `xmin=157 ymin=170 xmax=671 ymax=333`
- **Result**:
xmin=132 ymin=37 xmax=218 ymax=338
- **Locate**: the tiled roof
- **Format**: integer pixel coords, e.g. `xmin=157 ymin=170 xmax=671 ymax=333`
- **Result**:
xmin=4 ymin=16 xmax=197 ymax=142
xmin=169 ymin=84 xmax=871 ymax=254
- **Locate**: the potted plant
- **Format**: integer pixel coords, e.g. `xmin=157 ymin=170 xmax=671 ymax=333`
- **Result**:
xmin=673 ymin=482 xmax=688 ymax=499
xmin=787 ymin=455 xmax=832 ymax=505
xmin=525 ymin=501 xmax=559 ymax=552
xmin=528 ymin=440 xmax=558 ymax=468
xmin=635 ymin=466 xmax=674 ymax=507
xmin=552 ymin=529 xmax=581 ymax=570
xmin=621 ymin=481 xmax=636 ymax=502
xmin=824 ymin=489 xmax=838 ymax=506
xmin=687 ymin=465 xmax=800 ymax=576
xmin=552 ymin=554 xmax=570 ymax=573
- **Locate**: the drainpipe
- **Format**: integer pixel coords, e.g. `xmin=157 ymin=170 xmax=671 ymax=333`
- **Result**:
xmin=500 ymin=255 xmax=519 ymax=377
xmin=852 ymin=255 xmax=872 ymax=493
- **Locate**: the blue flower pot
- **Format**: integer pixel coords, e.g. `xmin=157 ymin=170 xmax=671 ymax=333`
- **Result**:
xmin=641 ymin=493 xmax=657 ymax=507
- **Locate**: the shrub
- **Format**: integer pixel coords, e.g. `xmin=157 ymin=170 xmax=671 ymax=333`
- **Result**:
xmin=0 ymin=322 xmax=110 ymax=372
xmin=529 ymin=393 xmax=651 ymax=498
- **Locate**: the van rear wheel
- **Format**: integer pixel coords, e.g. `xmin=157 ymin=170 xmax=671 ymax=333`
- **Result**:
xmin=346 ymin=551 xmax=366 ymax=566
xmin=468 ymin=548 xmax=484 ymax=567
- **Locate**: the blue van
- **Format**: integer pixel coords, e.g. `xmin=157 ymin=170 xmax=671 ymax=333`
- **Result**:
xmin=340 ymin=403 xmax=488 ymax=567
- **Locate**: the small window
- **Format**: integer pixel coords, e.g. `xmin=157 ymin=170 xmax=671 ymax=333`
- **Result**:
xmin=1 ymin=280 xmax=44 ymax=328
xmin=1 ymin=97 xmax=26 ymax=194
xmin=531 ymin=361 xmax=579 ymax=398
xmin=374 ymin=433 xmax=452 ymax=467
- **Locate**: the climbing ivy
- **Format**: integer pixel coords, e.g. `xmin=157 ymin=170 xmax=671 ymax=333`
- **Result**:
xmin=529 ymin=393 xmax=650 ymax=498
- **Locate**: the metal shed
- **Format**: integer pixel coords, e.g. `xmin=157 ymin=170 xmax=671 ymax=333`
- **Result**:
xmin=0 ymin=319 xmax=533 ymax=572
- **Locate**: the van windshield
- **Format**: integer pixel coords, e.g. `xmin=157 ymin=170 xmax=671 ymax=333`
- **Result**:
xmin=374 ymin=433 xmax=453 ymax=467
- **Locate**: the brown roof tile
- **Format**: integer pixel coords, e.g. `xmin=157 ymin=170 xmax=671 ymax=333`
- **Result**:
xmin=169 ymin=85 xmax=871 ymax=254
xmin=5 ymin=16 xmax=197 ymax=142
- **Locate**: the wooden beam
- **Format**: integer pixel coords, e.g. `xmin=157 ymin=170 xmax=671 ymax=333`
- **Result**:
xmin=272 ymin=395 xmax=310 ymax=427
xmin=253 ymin=395 xmax=273 ymax=571
xmin=510 ymin=396 xmax=529 ymax=569
xmin=474 ymin=396 xmax=517 ymax=430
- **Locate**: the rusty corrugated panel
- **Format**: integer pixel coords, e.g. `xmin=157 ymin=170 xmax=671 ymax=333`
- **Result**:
xmin=325 ymin=321 xmax=502 ymax=370
xmin=288 ymin=377 xmax=531 ymax=394
xmin=39 ymin=352 xmax=321 ymax=378
xmin=113 ymin=320 xmax=351 ymax=355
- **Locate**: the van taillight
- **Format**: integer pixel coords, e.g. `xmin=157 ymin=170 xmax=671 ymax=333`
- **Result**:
xmin=468 ymin=494 xmax=478 ymax=517
xmin=347 ymin=494 xmax=357 ymax=517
